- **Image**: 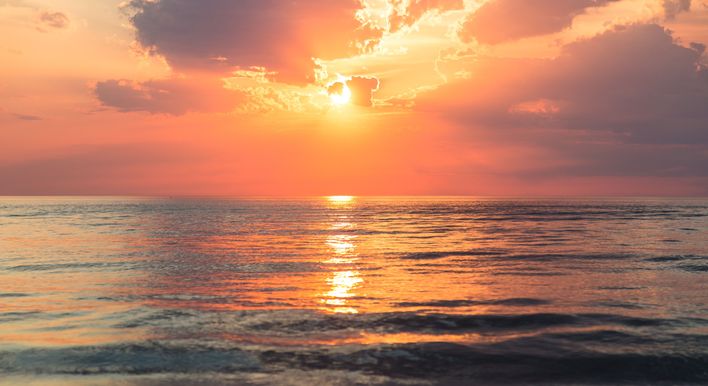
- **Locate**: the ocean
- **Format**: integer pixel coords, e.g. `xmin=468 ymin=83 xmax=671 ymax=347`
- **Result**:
xmin=1 ymin=197 xmax=707 ymax=385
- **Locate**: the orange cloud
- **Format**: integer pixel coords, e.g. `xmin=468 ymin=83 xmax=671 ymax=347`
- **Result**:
xmin=347 ymin=76 xmax=380 ymax=107
xmin=389 ymin=0 xmax=465 ymax=31
xmin=460 ymin=0 xmax=620 ymax=44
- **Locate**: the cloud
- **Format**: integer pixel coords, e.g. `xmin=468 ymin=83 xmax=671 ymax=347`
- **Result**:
xmin=327 ymin=82 xmax=346 ymax=97
xmin=95 ymin=77 xmax=245 ymax=115
xmin=13 ymin=113 xmax=42 ymax=121
xmin=389 ymin=0 xmax=465 ymax=31
xmin=427 ymin=24 xmax=708 ymax=143
xmin=38 ymin=11 xmax=69 ymax=30
xmin=663 ymin=0 xmax=691 ymax=19
xmin=418 ymin=24 xmax=708 ymax=177
xmin=459 ymin=0 xmax=619 ymax=44
xmin=125 ymin=0 xmax=382 ymax=84
xmin=0 ymin=2 xmax=70 ymax=31
xmin=538 ymin=142 xmax=708 ymax=178
xmin=347 ymin=76 xmax=380 ymax=106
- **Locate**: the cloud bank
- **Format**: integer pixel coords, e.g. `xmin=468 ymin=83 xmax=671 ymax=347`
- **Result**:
xmin=421 ymin=24 xmax=708 ymax=177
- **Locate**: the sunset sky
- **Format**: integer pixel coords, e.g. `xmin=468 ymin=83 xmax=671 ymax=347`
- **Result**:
xmin=2 ymin=0 xmax=708 ymax=196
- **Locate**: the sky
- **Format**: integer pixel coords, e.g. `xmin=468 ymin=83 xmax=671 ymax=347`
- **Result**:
xmin=1 ymin=0 xmax=708 ymax=196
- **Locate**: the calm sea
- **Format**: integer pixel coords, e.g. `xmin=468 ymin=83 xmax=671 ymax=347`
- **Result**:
xmin=1 ymin=197 xmax=707 ymax=385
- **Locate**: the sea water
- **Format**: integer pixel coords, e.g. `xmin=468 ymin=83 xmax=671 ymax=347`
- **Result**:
xmin=1 ymin=197 xmax=707 ymax=385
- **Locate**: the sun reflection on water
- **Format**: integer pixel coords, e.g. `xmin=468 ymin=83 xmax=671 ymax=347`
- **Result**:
xmin=326 ymin=234 xmax=357 ymax=256
xmin=323 ymin=270 xmax=363 ymax=314
xmin=321 ymin=196 xmax=362 ymax=313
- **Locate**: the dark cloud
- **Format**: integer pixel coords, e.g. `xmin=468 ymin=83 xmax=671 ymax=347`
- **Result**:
xmin=426 ymin=24 xmax=708 ymax=143
xmin=690 ymin=42 xmax=706 ymax=54
xmin=544 ymin=142 xmax=708 ymax=177
xmin=13 ymin=113 xmax=42 ymax=121
xmin=460 ymin=0 xmax=619 ymax=44
xmin=95 ymin=77 xmax=245 ymax=115
xmin=39 ymin=11 xmax=69 ymax=29
xmin=125 ymin=0 xmax=382 ymax=84
xmin=663 ymin=0 xmax=691 ymax=19
xmin=419 ymin=24 xmax=708 ymax=177
xmin=389 ymin=0 xmax=465 ymax=31
xmin=347 ymin=76 xmax=379 ymax=106
xmin=327 ymin=82 xmax=346 ymax=98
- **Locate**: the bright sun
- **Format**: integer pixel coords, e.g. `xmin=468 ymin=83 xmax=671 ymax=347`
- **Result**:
xmin=329 ymin=84 xmax=352 ymax=106
xmin=327 ymin=195 xmax=354 ymax=203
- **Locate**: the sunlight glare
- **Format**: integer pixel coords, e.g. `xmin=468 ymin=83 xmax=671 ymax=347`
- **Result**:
xmin=327 ymin=195 xmax=354 ymax=203
xmin=329 ymin=84 xmax=352 ymax=106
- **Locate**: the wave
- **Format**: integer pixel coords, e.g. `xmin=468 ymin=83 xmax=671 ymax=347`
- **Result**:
xmin=399 ymin=250 xmax=505 ymax=260
xmin=5 ymin=262 xmax=134 ymax=272
xmin=197 ymin=310 xmax=687 ymax=336
xmin=14 ymin=307 xmax=687 ymax=340
xmin=399 ymin=251 xmax=637 ymax=262
xmin=395 ymin=298 xmax=551 ymax=308
xmin=642 ymin=255 xmax=708 ymax=273
xmin=0 ymin=292 xmax=30 ymax=298
xmin=3 ymin=333 xmax=708 ymax=384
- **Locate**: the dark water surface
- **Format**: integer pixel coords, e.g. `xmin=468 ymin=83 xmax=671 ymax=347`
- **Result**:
xmin=1 ymin=197 xmax=707 ymax=385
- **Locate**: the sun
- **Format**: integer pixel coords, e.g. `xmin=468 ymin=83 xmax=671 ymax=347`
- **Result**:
xmin=327 ymin=76 xmax=352 ymax=106
xmin=327 ymin=195 xmax=354 ymax=203
xmin=329 ymin=83 xmax=352 ymax=106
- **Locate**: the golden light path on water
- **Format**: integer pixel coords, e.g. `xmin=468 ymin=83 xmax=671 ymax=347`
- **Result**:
xmin=322 ymin=195 xmax=362 ymax=314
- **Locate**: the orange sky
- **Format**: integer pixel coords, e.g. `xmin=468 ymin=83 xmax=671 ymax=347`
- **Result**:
xmin=1 ymin=0 xmax=708 ymax=195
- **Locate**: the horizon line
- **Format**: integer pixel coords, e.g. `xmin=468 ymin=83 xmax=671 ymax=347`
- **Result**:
xmin=1 ymin=194 xmax=707 ymax=199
